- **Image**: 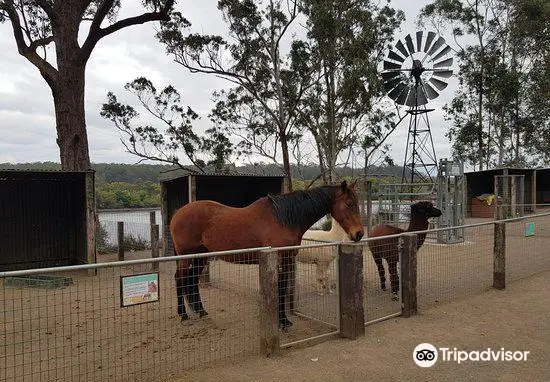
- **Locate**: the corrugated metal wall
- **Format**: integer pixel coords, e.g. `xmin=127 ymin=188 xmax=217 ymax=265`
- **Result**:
xmin=0 ymin=171 xmax=87 ymax=271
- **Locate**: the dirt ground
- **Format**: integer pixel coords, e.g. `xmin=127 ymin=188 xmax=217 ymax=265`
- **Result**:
xmin=1 ymin=216 xmax=549 ymax=382
xmin=171 ymin=270 xmax=550 ymax=382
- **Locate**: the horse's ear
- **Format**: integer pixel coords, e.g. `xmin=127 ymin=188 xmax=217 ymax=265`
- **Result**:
xmin=340 ymin=180 xmax=347 ymax=191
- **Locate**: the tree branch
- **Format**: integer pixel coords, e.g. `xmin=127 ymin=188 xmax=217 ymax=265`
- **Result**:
xmin=29 ymin=35 xmax=54 ymax=50
xmin=2 ymin=3 xmax=58 ymax=83
xmin=80 ymin=0 xmax=175 ymax=61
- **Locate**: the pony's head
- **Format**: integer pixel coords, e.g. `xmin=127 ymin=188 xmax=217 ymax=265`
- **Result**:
xmin=331 ymin=180 xmax=364 ymax=242
xmin=410 ymin=201 xmax=442 ymax=219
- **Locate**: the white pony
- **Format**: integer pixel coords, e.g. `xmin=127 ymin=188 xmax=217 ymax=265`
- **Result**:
xmin=298 ymin=217 xmax=350 ymax=294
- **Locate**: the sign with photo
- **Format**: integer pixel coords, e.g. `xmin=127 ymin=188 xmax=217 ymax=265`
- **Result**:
xmin=120 ymin=273 xmax=159 ymax=307
xmin=524 ymin=222 xmax=535 ymax=237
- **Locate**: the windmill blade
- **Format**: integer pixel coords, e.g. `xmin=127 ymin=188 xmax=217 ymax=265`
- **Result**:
xmin=424 ymin=31 xmax=437 ymax=52
xmin=429 ymin=77 xmax=449 ymax=91
xmin=388 ymin=82 xmax=407 ymax=101
xmin=405 ymin=86 xmax=428 ymax=107
xmin=427 ymin=36 xmax=446 ymax=57
xmin=405 ymin=34 xmax=416 ymax=55
xmin=381 ymin=71 xmax=401 ymax=81
xmin=395 ymin=40 xmax=409 ymax=58
xmin=396 ymin=86 xmax=411 ymax=105
xmin=432 ymin=45 xmax=452 ymax=62
xmin=383 ymin=60 xmax=402 ymax=70
xmin=432 ymin=69 xmax=453 ymax=78
xmin=388 ymin=49 xmax=405 ymax=63
xmin=416 ymin=31 xmax=423 ymax=52
xmin=422 ymin=81 xmax=439 ymax=99
xmin=405 ymin=89 xmax=417 ymax=107
xmin=416 ymin=84 xmax=429 ymax=105
xmin=433 ymin=57 xmax=453 ymax=68
xmin=384 ymin=77 xmax=402 ymax=92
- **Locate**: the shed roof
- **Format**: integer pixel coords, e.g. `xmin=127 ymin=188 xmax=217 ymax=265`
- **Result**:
xmin=159 ymin=167 xmax=285 ymax=182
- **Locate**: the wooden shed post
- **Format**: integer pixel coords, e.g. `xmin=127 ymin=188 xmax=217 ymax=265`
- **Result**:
xmin=85 ymin=171 xmax=97 ymax=276
xmin=259 ymin=249 xmax=280 ymax=356
xmin=117 ymin=221 xmax=125 ymax=261
xmin=338 ymin=243 xmax=365 ymax=340
xmin=160 ymin=181 xmax=169 ymax=256
xmin=493 ymin=222 xmax=506 ymax=290
xmin=400 ymin=233 xmax=418 ymax=317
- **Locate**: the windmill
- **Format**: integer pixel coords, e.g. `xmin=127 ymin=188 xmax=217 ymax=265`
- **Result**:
xmin=381 ymin=31 xmax=453 ymax=186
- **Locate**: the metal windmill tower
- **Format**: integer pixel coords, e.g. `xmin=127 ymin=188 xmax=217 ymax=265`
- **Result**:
xmin=381 ymin=31 xmax=453 ymax=186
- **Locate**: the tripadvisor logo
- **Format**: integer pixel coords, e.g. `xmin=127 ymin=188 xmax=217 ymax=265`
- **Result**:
xmin=413 ymin=343 xmax=530 ymax=367
xmin=413 ymin=343 xmax=438 ymax=367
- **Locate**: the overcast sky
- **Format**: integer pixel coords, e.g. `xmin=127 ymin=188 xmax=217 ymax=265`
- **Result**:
xmin=0 ymin=0 xmax=457 ymax=170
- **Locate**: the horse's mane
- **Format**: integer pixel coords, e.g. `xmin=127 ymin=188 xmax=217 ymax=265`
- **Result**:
xmin=267 ymin=186 xmax=336 ymax=229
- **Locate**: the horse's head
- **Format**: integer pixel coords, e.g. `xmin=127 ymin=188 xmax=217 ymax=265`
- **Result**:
xmin=411 ymin=201 xmax=442 ymax=219
xmin=331 ymin=180 xmax=364 ymax=242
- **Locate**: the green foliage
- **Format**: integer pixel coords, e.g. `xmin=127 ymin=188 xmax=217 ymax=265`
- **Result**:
xmin=420 ymin=0 xmax=550 ymax=168
xmin=294 ymin=0 xmax=404 ymax=183
xmin=156 ymin=0 xmax=317 ymax=189
xmin=96 ymin=181 xmax=160 ymax=209
xmin=101 ymin=77 xmax=234 ymax=171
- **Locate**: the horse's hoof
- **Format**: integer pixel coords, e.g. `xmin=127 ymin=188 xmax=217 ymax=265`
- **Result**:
xmin=180 ymin=313 xmax=189 ymax=322
xmin=279 ymin=318 xmax=293 ymax=330
xmin=391 ymin=293 xmax=398 ymax=301
xmin=198 ymin=310 xmax=209 ymax=318
xmin=381 ymin=286 xmax=387 ymax=291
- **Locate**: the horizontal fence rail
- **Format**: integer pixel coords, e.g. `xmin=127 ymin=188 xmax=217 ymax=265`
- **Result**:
xmin=1 ymin=211 xmax=549 ymax=381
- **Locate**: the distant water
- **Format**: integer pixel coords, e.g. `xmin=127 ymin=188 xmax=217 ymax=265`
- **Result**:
xmin=98 ymin=208 xmax=162 ymax=245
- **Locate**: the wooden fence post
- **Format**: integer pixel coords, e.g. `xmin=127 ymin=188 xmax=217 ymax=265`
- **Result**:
xmin=150 ymin=212 xmax=159 ymax=270
xmin=338 ymin=243 xmax=365 ymax=340
xmin=151 ymin=224 xmax=159 ymax=270
xmin=493 ymin=222 xmax=506 ymax=290
xmin=117 ymin=221 xmax=124 ymax=261
xmin=400 ymin=233 xmax=418 ymax=317
xmin=259 ymin=249 xmax=280 ymax=357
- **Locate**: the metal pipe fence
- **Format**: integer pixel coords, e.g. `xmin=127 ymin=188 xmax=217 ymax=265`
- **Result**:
xmin=290 ymin=241 xmax=340 ymax=346
xmin=0 ymin=247 xmax=269 ymax=382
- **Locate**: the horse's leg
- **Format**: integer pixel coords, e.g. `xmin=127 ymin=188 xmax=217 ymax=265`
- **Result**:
xmin=373 ymin=254 xmax=387 ymax=291
xmin=387 ymin=256 xmax=399 ymax=300
xmin=174 ymin=264 xmax=189 ymax=321
xmin=187 ymin=257 xmax=208 ymax=317
xmin=278 ymin=255 xmax=293 ymax=329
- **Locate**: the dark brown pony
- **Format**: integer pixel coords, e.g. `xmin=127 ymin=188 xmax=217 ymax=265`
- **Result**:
xmin=170 ymin=181 xmax=364 ymax=329
xmin=368 ymin=201 xmax=442 ymax=299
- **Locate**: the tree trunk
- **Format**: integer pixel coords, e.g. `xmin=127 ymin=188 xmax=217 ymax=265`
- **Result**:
xmin=52 ymin=64 xmax=91 ymax=171
xmin=279 ymin=131 xmax=293 ymax=192
xmin=51 ymin=5 xmax=91 ymax=171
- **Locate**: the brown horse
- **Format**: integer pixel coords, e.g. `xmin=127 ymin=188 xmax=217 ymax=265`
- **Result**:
xmin=170 ymin=180 xmax=364 ymax=329
xmin=368 ymin=201 xmax=441 ymax=299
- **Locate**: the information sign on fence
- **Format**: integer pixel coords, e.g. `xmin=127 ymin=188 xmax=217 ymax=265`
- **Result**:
xmin=524 ymin=222 xmax=535 ymax=237
xmin=120 ymin=272 xmax=159 ymax=307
